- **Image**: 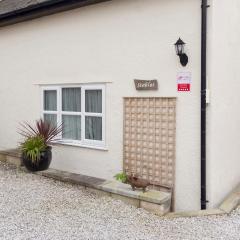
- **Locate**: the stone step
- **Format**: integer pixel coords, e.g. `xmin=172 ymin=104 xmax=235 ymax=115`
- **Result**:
xmin=0 ymin=149 xmax=22 ymax=166
xmin=37 ymin=168 xmax=172 ymax=216
xmin=0 ymin=149 xmax=172 ymax=216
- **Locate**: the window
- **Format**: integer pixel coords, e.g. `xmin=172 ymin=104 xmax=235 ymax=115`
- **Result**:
xmin=42 ymin=84 xmax=105 ymax=149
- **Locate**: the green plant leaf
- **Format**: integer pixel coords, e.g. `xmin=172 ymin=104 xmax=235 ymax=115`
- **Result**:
xmin=21 ymin=136 xmax=46 ymax=163
xmin=114 ymin=172 xmax=128 ymax=183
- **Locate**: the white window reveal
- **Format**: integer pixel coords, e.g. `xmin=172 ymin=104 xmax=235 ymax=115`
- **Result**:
xmin=41 ymin=84 xmax=105 ymax=149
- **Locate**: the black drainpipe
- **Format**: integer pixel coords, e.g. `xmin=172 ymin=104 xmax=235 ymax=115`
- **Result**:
xmin=201 ymin=0 xmax=209 ymax=210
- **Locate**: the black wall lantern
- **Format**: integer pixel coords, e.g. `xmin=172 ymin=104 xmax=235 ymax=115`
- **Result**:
xmin=174 ymin=38 xmax=188 ymax=67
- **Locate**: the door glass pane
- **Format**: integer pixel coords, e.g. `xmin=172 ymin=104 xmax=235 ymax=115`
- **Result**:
xmin=44 ymin=114 xmax=57 ymax=127
xmin=44 ymin=90 xmax=57 ymax=111
xmin=62 ymin=115 xmax=81 ymax=140
xmin=85 ymin=90 xmax=102 ymax=113
xmin=62 ymin=88 xmax=81 ymax=112
xmin=85 ymin=116 xmax=102 ymax=141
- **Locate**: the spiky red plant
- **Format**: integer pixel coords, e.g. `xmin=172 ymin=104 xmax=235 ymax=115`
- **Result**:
xmin=19 ymin=119 xmax=62 ymax=145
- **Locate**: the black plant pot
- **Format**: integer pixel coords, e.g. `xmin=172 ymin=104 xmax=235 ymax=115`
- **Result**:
xmin=22 ymin=146 xmax=52 ymax=172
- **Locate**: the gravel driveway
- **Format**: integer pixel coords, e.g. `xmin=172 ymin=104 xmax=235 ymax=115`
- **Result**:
xmin=0 ymin=162 xmax=239 ymax=240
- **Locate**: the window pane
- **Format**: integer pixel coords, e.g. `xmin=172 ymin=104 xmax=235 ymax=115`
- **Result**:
xmin=85 ymin=116 xmax=102 ymax=141
xmin=44 ymin=90 xmax=57 ymax=111
xmin=44 ymin=114 xmax=57 ymax=127
xmin=62 ymin=88 xmax=81 ymax=112
xmin=85 ymin=90 xmax=102 ymax=113
xmin=62 ymin=115 xmax=81 ymax=140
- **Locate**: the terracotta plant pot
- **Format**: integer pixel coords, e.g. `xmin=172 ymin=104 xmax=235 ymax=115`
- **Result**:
xmin=22 ymin=146 xmax=52 ymax=172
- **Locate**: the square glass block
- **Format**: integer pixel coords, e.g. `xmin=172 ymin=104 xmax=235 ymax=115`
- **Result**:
xmin=62 ymin=115 xmax=81 ymax=140
xmin=62 ymin=88 xmax=81 ymax=112
xmin=44 ymin=114 xmax=57 ymax=126
xmin=85 ymin=116 xmax=102 ymax=141
xmin=44 ymin=90 xmax=57 ymax=111
xmin=85 ymin=90 xmax=102 ymax=113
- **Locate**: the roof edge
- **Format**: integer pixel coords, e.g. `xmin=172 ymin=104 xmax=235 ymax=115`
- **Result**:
xmin=0 ymin=0 xmax=110 ymax=28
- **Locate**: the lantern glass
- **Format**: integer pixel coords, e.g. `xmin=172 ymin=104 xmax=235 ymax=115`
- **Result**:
xmin=177 ymin=44 xmax=184 ymax=55
xmin=174 ymin=38 xmax=185 ymax=55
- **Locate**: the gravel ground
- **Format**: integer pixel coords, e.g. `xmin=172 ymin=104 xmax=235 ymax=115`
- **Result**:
xmin=0 ymin=162 xmax=239 ymax=240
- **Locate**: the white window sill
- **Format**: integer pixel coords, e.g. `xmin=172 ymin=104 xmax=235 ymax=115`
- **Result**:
xmin=51 ymin=140 xmax=108 ymax=151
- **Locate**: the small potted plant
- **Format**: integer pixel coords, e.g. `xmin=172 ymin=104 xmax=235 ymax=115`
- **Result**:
xmin=114 ymin=172 xmax=128 ymax=184
xmin=19 ymin=119 xmax=62 ymax=172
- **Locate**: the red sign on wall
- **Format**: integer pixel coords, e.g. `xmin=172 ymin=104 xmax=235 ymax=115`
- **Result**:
xmin=177 ymin=72 xmax=191 ymax=92
xmin=178 ymin=83 xmax=191 ymax=91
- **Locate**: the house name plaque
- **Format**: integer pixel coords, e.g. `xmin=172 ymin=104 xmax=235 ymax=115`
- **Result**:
xmin=134 ymin=79 xmax=158 ymax=90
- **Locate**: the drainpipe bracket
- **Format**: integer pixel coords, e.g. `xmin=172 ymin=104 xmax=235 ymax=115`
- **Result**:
xmin=201 ymin=5 xmax=210 ymax=8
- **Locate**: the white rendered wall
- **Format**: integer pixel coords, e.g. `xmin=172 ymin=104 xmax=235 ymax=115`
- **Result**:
xmin=207 ymin=0 xmax=240 ymax=208
xmin=0 ymin=0 xmax=202 ymax=211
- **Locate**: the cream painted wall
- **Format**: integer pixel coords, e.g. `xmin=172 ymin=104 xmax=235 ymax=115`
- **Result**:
xmin=0 ymin=0 xmax=202 ymax=211
xmin=207 ymin=0 xmax=240 ymax=208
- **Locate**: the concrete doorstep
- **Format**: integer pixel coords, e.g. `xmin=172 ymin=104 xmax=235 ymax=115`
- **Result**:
xmin=165 ymin=183 xmax=240 ymax=218
xmin=0 ymin=149 xmax=239 ymax=218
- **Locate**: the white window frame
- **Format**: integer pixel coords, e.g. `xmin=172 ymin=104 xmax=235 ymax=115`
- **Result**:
xmin=41 ymin=84 xmax=106 ymax=149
